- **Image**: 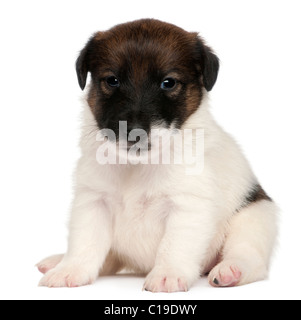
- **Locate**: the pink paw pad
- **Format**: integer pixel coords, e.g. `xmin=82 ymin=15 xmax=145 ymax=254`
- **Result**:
xmin=37 ymin=265 xmax=51 ymax=274
xmin=211 ymin=265 xmax=242 ymax=287
xmin=36 ymin=254 xmax=64 ymax=275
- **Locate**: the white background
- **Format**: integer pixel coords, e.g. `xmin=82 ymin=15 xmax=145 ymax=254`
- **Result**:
xmin=0 ymin=0 xmax=300 ymax=300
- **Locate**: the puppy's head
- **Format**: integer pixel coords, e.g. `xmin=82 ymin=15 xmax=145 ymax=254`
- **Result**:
xmin=76 ymin=19 xmax=219 ymax=141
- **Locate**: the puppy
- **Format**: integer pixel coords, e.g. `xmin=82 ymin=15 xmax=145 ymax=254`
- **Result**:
xmin=37 ymin=19 xmax=278 ymax=291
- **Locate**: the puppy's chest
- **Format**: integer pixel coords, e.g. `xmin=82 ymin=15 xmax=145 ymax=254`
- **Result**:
xmin=111 ymin=192 xmax=172 ymax=271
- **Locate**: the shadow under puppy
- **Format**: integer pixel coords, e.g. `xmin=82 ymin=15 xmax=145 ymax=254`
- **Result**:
xmin=37 ymin=19 xmax=278 ymax=291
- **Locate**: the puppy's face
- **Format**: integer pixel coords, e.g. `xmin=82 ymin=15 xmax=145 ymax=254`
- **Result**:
xmin=76 ymin=19 xmax=219 ymax=141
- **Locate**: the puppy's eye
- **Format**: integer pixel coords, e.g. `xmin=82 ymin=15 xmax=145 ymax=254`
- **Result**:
xmin=106 ymin=76 xmax=120 ymax=88
xmin=161 ymin=78 xmax=177 ymax=90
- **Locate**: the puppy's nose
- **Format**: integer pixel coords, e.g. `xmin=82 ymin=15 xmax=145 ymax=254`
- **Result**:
xmin=127 ymin=123 xmax=146 ymax=136
xmin=127 ymin=127 xmax=134 ymax=136
xmin=127 ymin=123 xmax=140 ymax=133
xmin=119 ymin=122 xmax=143 ymax=138
xmin=127 ymin=124 xmax=148 ymax=144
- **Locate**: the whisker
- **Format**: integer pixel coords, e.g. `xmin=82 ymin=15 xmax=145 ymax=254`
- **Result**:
xmin=82 ymin=124 xmax=100 ymax=140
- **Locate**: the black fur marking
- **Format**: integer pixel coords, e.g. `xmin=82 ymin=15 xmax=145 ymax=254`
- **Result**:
xmin=238 ymin=184 xmax=272 ymax=212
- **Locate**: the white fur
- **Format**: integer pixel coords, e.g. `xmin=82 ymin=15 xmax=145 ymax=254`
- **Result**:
xmin=38 ymin=92 xmax=278 ymax=291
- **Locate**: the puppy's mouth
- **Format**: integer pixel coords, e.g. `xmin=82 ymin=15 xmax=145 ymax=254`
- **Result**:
xmin=98 ymin=121 xmax=179 ymax=160
xmin=116 ymin=124 xmax=152 ymax=152
xmin=126 ymin=144 xmax=151 ymax=152
xmin=120 ymin=139 xmax=151 ymax=152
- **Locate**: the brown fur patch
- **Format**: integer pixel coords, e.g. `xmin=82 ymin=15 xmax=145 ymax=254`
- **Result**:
xmin=87 ymin=86 xmax=98 ymax=115
xmin=185 ymin=83 xmax=202 ymax=117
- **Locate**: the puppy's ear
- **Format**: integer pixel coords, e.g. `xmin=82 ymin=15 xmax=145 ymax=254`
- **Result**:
xmin=76 ymin=33 xmax=103 ymax=90
xmin=76 ymin=42 xmax=90 ymax=90
xmin=195 ymin=36 xmax=220 ymax=92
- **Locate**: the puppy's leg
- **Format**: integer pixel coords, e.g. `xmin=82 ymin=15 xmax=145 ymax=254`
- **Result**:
xmin=39 ymin=190 xmax=112 ymax=287
xmin=208 ymin=200 xmax=278 ymax=287
xmin=144 ymin=196 xmax=217 ymax=293
xmin=99 ymin=250 xmax=124 ymax=276
xmin=37 ymin=252 xmax=123 ymax=277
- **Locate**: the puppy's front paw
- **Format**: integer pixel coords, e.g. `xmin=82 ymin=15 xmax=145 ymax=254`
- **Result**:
xmin=143 ymin=268 xmax=193 ymax=293
xmin=39 ymin=262 xmax=98 ymax=288
xmin=36 ymin=254 xmax=64 ymax=274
